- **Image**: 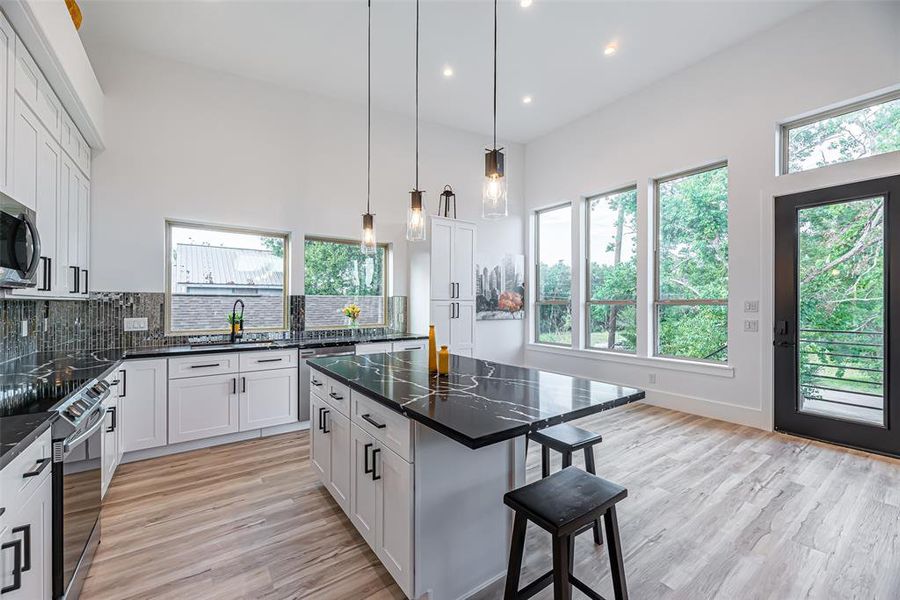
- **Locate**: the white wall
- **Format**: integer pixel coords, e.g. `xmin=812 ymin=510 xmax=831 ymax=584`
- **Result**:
xmin=523 ymin=2 xmax=900 ymax=429
xmin=87 ymin=47 xmax=525 ymax=364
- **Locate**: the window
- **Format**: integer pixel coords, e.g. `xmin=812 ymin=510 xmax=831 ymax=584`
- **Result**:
xmin=166 ymin=221 xmax=289 ymax=334
xmin=586 ymin=187 xmax=637 ymax=352
xmin=655 ymin=164 xmax=728 ymax=362
xmin=304 ymin=237 xmax=387 ymax=328
xmin=535 ymin=204 xmax=572 ymax=345
xmin=782 ymin=91 xmax=900 ymax=174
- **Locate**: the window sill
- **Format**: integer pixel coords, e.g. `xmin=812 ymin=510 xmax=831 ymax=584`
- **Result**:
xmin=524 ymin=343 xmax=735 ymax=379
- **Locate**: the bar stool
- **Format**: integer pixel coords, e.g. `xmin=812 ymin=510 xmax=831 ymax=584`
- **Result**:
xmin=529 ymin=423 xmax=604 ymax=544
xmin=503 ymin=467 xmax=629 ymax=600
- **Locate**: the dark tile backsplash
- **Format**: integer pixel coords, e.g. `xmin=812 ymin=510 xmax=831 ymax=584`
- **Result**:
xmin=1 ymin=293 xmax=408 ymax=363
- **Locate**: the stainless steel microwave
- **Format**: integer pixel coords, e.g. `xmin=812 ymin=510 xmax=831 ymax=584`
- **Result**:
xmin=0 ymin=190 xmax=41 ymax=288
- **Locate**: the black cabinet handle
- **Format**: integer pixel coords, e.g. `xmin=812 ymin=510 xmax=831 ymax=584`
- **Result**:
xmin=232 ymin=378 xmax=237 ymax=394
xmin=329 ymin=391 xmax=344 ymax=401
xmin=321 ymin=409 xmax=330 ymax=434
xmin=106 ymin=406 xmax=117 ymax=433
xmin=70 ymin=266 xmax=80 ymax=293
xmin=364 ymin=442 xmax=373 ymax=474
xmin=361 ymin=414 xmax=386 ymax=429
xmin=256 ymin=358 xmax=283 ymax=363
xmin=317 ymin=407 xmax=324 ymax=431
xmin=81 ymin=269 xmax=88 ymax=294
xmin=0 ymin=539 xmax=21 ymax=593
xmin=190 ymin=363 xmax=221 ymax=369
xmin=119 ymin=369 xmax=127 ymax=397
xmin=242 ymin=377 xmax=246 ymax=393
xmin=11 ymin=525 xmax=30 ymax=572
xmin=22 ymin=457 xmax=51 ymax=478
xmin=311 ymin=378 xmax=323 ymax=387
xmin=37 ymin=257 xmax=50 ymax=291
xmin=371 ymin=448 xmax=381 ymax=481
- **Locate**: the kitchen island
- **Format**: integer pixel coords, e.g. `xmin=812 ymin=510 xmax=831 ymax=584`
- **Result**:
xmin=308 ymin=351 xmax=644 ymax=600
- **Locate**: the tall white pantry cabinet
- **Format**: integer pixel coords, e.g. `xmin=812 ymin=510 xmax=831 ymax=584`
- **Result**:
xmin=427 ymin=216 xmax=476 ymax=357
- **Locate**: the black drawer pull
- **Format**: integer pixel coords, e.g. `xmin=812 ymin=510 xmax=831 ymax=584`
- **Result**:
xmin=69 ymin=265 xmax=80 ymax=293
xmin=329 ymin=391 xmax=344 ymax=401
xmin=371 ymin=448 xmax=381 ymax=481
xmin=256 ymin=358 xmax=283 ymax=363
xmin=11 ymin=525 xmax=30 ymax=572
xmin=311 ymin=378 xmax=323 ymax=387
xmin=22 ymin=457 xmax=51 ymax=479
xmin=317 ymin=407 xmax=325 ymax=431
xmin=364 ymin=442 xmax=374 ymax=474
xmin=119 ymin=369 xmax=127 ymax=397
xmin=0 ymin=539 xmax=21 ymax=593
xmin=321 ymin=409 xmax=330 ymax=434
xmin=190 ymin=363 xmax=221 ymax=369
xmin=361 ymin=414 xmax=386 ymax=429
xmin=107 ymin=406 xmax=117 ymax=433
xmin=82 ymin=268 xmax=89 ymax=294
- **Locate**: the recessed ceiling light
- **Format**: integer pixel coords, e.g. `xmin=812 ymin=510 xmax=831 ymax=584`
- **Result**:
xmin=604 ymin=43 xmax=618 ymax=56
xmin=442 ymin=66 xmax=454 ymax=78
xmin=520 ymin=0 xmax=533 ymax=7
xmin=522 ymin=95 xmax=533 ymax=105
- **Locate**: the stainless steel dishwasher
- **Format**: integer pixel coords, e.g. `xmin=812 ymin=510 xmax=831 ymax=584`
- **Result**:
xmin=298 ymin=345 xmax=356 ymax=421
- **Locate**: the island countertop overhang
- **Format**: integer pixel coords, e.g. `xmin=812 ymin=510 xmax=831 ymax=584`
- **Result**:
xmin=308 ymin=352 xmax=646 ymax=449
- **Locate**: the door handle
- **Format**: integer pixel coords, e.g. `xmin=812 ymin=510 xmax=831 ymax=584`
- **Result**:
xmin=371 ymin=448 xmax=381 ymax=481
xmin=82 ymin=269 xmax=89 ymax=294
xmin=107 ymin=406 xmax=117 ymax=433
xmin=11 ymin=525 xmax=30 ymax=572
xmin=321 ymin=409 xmax=330 ymax=434
xmin=70 ymin=265 xmax=80 ymax=293
xmin=0 ymin=539 xmax=21 ymax=593
xmin=38 ymin=257 xmax=49 ymax=291
xmin=363 ymin=442 xmax=373 ymax=474
xmin=242 ymin=377 xmax=246 ymax=393
xmin=317 ymin=407 xmax=325 ymax=431
xmin=232 ymin=378 xmax=237 ymax=394
xmin=119 ymin=369 xmax=127 ymax=397
xmin=773 ymin=341 xmax=796 ymax=348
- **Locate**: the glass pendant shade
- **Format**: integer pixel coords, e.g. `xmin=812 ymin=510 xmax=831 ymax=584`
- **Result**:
xmin=406 ymin=190 xmax=426 ymax=241
xmin=361 ymin=212 xmax=377 ymax=255
xmin=482 ymin=148 xmax=508 ymax=219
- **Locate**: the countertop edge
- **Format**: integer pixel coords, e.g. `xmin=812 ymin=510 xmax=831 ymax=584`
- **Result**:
xmin=0 ymin=412 xmax=56 ymax=471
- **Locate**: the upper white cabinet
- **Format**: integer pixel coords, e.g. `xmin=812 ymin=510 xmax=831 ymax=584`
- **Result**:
xmin=428 ymin=217 xmax=477 ymax=355
xmin=117 ymin=359 xmax=168 ymax=453
xmin=0 ymin=13 xmax=12 ymax=195
xmin=430 ymin=218 xmax=454 ymax=300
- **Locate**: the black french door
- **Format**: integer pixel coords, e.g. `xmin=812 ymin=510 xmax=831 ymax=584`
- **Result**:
xmin=774 ymin=175 xmax=900 ymax=457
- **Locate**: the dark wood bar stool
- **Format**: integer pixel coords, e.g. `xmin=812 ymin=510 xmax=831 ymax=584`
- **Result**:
xmin=503 ymin=467 xmax=629 ymax=600
xmin=529 ymin=423 xmax=604 ymax=544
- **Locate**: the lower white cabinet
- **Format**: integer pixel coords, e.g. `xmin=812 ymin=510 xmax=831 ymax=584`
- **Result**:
xmin=0 ymin=461 xmax=52 ymax=599
xmin=168 ymin=373 xmax=239 ymax=444
xmin=311 ymin=389 xmax=351 ymax=513
xmin=309 ymin=394 xmax=330 ymax=480
xmin=100 ymin=392 xmax=123 ymax=498
xmin=239 ymin=368 xmax=298 ymax=431
xmin=430 ymin=300 xmax=475 ymax=356
xmin=118 ymin=358 xmax=168 ymax=453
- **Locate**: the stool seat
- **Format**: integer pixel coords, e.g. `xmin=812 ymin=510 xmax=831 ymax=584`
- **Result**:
xmin=504 ymin=467 xmax=627 ymax=536
xmin=529 ymin=423 xmax=603 ymax=453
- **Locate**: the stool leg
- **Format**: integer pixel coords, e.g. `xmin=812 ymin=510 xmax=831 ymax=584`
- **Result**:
xmin=504 ymin=513 xmax=527 ymax=600
xmin=551 ymin=535 xmax=572 ymax=600
xmin=584 ymin=448 xmax=603 ymax=546
xmin=541 ymin=446 xmax=550 ymax=478
xmin=604 ymin=506 xmax=629 ymax=600
xmin=562 ymin=451 xmax=572 ymax=469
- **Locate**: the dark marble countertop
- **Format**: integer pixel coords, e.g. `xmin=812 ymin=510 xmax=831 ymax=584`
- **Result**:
xmin=308 ymin=352 xmax=646 ymax=449
xmin=0 ymin=412 xmax=55 ymax=470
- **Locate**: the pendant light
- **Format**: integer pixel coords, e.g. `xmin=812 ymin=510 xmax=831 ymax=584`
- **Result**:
xmin=361 ymin=0 xmax=377 ymax=255
xmin=483 ymin=0 xmax=507 ymax=219
xmin=406 ymin=0 xmax=426 ymax=242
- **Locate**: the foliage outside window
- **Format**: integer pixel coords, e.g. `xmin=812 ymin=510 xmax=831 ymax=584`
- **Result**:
xmin=304 ymin=237 xmax=387 ymax=328
xmin=655 ymin=164 xmax=729 ymax=362
xmin=783 ymin=91 xmax=900 ymax=174
xmin=587 ymin=187 xmax=637 ymax=352
xmin=535 ymin=204 xmax=572 ymax=345
xmin=166 ymin=221 xmax=289 ymax=334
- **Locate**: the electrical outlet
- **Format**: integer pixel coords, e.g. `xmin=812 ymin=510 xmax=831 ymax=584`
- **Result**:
xmin=124 ymin=317 xmax=149 ymax=332
xmin=743 ymin=319 xmax=759 ymax=332
xmin=20 ymin=320 xmax=28 ymax=337
xmin=743 ymin=300 xmax=759 ymax=313
xmin=648 ymin=373 xmax=657 ymax=384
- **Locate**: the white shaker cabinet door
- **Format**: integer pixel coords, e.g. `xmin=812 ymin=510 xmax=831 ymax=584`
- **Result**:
xmin=451 ymin=221 xmax=476 ymax=301
xmin=429 ymin=218 xmax=453 ymax=300
xmin=168 ymin=374 xmax=239 ymax=444
xmin=327 ymin=409 xmax=351 ymax=513
xmin=349 ymin=424 xmax=378 ymax=548
xmin=310 ymin=395 xmax=331 ymax=483
xmin=0 ymin=13 xmax=12 ymax=195
xmin=118 ymin=359 xmax=168 ymax=453
xmin=0 ymin=475 xmax=52 ymax=599
xmin=377 ymin=446 xmax=414 ymax=599
xmin=450 ymin=301 xmax=476 ymax=356
xmin=238 ymin=367 xmax=298 ymax=431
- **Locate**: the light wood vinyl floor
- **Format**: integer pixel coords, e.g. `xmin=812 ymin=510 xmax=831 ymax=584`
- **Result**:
xmin=81 ymin=403 xmax=900 ymax=600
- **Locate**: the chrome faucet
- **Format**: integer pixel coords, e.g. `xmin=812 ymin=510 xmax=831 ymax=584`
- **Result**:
xmin=230 ymin=299 xmax=245 ymax=343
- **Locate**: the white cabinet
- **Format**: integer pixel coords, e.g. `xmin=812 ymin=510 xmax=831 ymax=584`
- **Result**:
xmin=309 ymin=394 xmax=330 ymax=480
xmin=0 ymin=441 xmax=52 ymax=600
xmin=355 ymin=342 xmax=393 ymax=355
xmin=0 ymin=13 xmax=13 ymax=195
xmin=451 ymin=221 xmax=476 ymax=301
xmin=118 ymin=359 xmax=168 ymax=453
xmin=350 ymin=424 xmax=378 ymax=547
xmin=168 ymin=374 xmax=239 ymax=444
xmin=430 ymin=218 xmax=454 ymax=300
xmin=11 ymin=93 xmax=38 ymax=211
xmin=239 ymin=367 xmax=298 ymax=431
xmin=100 ymin=392 xmax=121 ymax=499
xmin=428 ymin=217 xmax=477 ymax=355
xmin=312 ymin=390 xmax=351 ymax=513
xmin=391 ymin=339 xmax=426 ymax=352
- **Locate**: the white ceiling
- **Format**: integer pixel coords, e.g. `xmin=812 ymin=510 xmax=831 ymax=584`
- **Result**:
xmin=78 ymin=0 xmax=816 ymax=143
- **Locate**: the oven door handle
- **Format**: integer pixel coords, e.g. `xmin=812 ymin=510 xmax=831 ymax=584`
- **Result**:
xmin=63 ymin=406 xmax=108 ymax=455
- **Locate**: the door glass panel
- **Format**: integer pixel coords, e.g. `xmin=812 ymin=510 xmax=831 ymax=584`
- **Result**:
xmin=797 ymin=196 xmax=885 ymax=426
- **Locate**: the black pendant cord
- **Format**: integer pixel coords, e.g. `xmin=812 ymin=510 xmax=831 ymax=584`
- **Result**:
xmin=492 ymin=0 xmax=497 ymax=151
xmin=367 ymin=0 xmax=372 ymax=215
xmin=415 ymin=0 xmax=419 ymax=190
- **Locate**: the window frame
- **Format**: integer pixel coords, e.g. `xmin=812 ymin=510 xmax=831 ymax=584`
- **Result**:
xmin=780 ymin=89 xmax=900 ymax=176
xmin=303 ymin=235 xmax=390 ymax=330
xmin=534 ymin=202 xmax=573 ymax=347
xmin=653 ymin=161 xmax=729 ymax=363
xmin=584 ymin=185 xmax=637 ymax=353
xmin=164 ymin=219 xmax=291 ymax=336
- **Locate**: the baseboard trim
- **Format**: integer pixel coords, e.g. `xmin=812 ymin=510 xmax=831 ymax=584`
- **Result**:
xmin=122 ymin=420 xmax=311 ymax=464
xmin=643 ymin=390 xmax=765 ymax=430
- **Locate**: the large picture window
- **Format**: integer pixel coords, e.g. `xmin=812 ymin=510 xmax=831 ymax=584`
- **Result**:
xmin=586 ymin=187 xmax=637 ymax=352
xmin=166 ymin=221 xmax=289 ymax=334
xmin=782 ymin=91 xmax=900 ymax=174
xmin=655 ymin=163 xmax=729 ymax=362
xmin=304 ymin=237 xmax=388 ymax=328
xmin=535 ymin=204 xmax=572 ymax=345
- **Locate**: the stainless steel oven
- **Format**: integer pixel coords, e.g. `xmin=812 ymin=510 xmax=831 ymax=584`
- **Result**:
xmin=0 ymin=190 xmax=41 ymax=289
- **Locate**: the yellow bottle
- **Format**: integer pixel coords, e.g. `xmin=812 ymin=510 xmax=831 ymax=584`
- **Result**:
xmin=428 ymin=325 xmax=438 ymax=374
xmin=438 ymin=345 xmax=450 ymax=376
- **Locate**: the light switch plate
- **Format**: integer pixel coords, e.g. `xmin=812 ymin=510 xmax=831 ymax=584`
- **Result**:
xmin=743 ymin=300 xmax=759 ymax=313
xmin=20 ymin=320 xmax=28 ymax=337
xmin=743 ymin=319 xmax=759 ymax=332
xmin=124 ymin=317 xmax=149 ymax=331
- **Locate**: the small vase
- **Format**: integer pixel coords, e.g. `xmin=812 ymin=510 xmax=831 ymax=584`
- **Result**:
xmin=438 ymin=345 xmax=450 ymax=376
xmin=348 ymin=317 xmax=359 ymax=329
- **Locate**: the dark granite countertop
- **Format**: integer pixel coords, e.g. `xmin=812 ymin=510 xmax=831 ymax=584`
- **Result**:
xmin=0 ymin=412 xmax=55 ymax=470
xmin=308 ymin=352 xmax=646 ymax=449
